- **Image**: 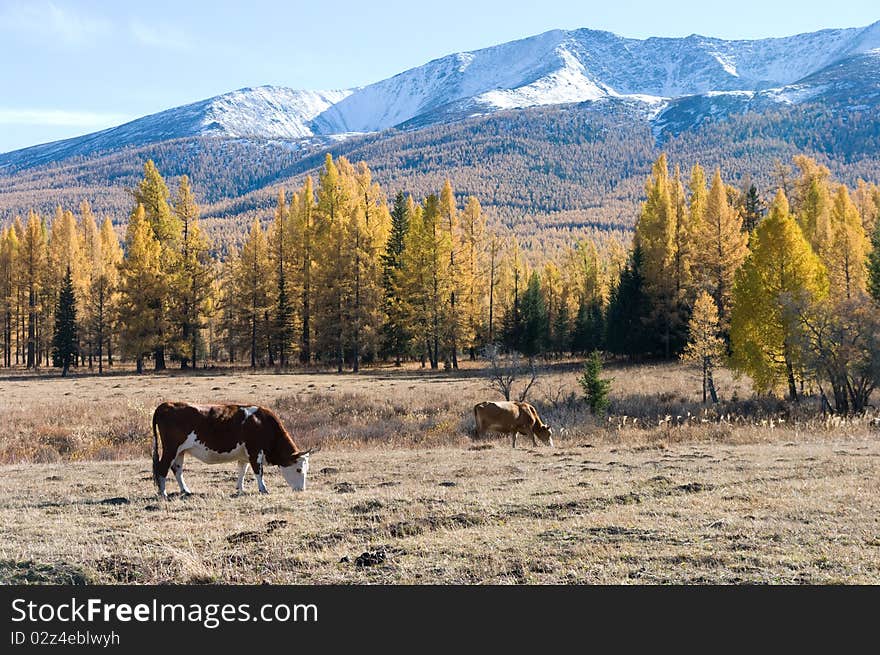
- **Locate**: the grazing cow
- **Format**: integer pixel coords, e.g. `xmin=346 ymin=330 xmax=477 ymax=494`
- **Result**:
xmin=473 ymin=400 xmax=553 ymax=448
xmin=151 ymin=402 xmax=318 ymax=498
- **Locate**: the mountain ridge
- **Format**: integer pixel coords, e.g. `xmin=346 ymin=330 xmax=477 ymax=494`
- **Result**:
xmin=1 ymin=21 xmax=879 ymax=257
xmin=2 ymin=20 xmax=880 ymax=172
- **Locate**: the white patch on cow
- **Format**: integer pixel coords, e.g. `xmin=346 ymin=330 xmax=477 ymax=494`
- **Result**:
xmin=177 ymin=430 xmax=247 ymax=465
xmin=256 ymin=450 xmax=268 ymax=493
xmin=242 ymin=406 xmax=258 ymax=423
xmin=236 ymin=461 xmax=249 ymax=493
xmin=172 ymin=453 xmax=192 ymax=494
xmin=279 ymin=453 xmax=310 ymax=492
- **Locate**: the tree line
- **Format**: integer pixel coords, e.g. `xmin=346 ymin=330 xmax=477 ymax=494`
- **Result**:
xmin=0 ymin=155 xmax=622 ymax=374
xmin=2 ymin=153 xmax=878 ymax=415
xmin=611 ymin=154 xmax=880 ymax=414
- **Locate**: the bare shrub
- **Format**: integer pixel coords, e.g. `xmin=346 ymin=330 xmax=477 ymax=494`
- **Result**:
xmin=483 ymin=346 xmax=540 ymax=402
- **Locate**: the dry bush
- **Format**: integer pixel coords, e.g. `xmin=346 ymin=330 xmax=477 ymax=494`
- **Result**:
xmin=0 ymin=360 xmax=875 ymax=463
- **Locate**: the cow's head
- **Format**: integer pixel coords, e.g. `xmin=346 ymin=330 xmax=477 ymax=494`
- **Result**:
xmin=279 ymin=447 xmax=319 ymax=491
xmin=534 ymin=423 xmax=554 ymax=447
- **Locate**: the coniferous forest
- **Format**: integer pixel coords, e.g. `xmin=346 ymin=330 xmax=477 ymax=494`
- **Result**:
xmin=1 ymin=153 xmax=878 ymax=411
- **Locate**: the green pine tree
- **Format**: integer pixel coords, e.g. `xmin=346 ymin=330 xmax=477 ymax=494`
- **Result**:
xmin=572 ymin=298 xmax=604 ymax=354
xmin=519 ymin=271 xmax=548 ymax=358
xmin=578 ymin=350 xmax=612 ymax=415
xmin=381 ymin=191 xmax=411 ymax=363
xmin=605 ymin=247 xmax=652 ymax=357
xmin=742 ymin=184 xmax=764 ymax=233
xmin=869 ymin=217 xmax=880 ymax=303
xmin=52 ymin=266 xmax=78 ymax=376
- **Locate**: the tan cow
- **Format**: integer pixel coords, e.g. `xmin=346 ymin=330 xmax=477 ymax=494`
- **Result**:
xmin=473 ymin=401 xmax=553 ymax=448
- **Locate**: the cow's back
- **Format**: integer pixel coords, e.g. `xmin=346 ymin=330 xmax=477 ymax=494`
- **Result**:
xmin=154 ymin=402 xmax=246 ymax=443
xmin=475 ymin=401 xmax=532 ymax=432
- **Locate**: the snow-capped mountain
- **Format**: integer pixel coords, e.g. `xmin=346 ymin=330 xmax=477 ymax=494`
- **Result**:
xmin=0 ymin=87 xmax=349 ymax=171
xmin=313 ymin=21 xmax=880 ymax=133
xmin=2 ymin=20 xmax=880 ymax=172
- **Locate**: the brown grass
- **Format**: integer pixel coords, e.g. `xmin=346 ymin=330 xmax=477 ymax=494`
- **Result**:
xmin=2 ymin=437 xmax=879 ymax=584
xmin=1 ymin=360 xmax=876 ymax=463
xmin=1 ymin=361 xmax=878 ymax=584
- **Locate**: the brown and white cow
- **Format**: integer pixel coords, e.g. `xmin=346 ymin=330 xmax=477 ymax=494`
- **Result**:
xmin=151 ymin=402 xmax=317 ymax=498
xmin=473 ymin=400 xmax=553 ymax=448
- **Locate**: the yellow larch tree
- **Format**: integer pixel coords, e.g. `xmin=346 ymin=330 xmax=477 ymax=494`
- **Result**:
xmin=695 ymin=168 xmax=749 ymax=330
xmin=458 ymin=196 xmax=486 ymax=359
xmin=827 ymin=184 xmax=869 ymax=300
xmin=730 ymin=190 xmax=828 ymax=400
xmin=117 ymin=205 xmax=165 ymax=373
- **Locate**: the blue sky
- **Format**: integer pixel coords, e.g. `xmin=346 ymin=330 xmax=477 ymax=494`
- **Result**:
xmin=1 ymin=0 xmax=878 ymax=153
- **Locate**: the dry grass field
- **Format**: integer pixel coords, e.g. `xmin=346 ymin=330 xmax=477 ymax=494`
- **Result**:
xmin=1 ymin=361 xmax=878 ymax=584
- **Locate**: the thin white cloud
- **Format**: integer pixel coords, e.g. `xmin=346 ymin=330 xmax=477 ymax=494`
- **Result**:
xmin=129 ymin=19 xmax=193 ymax=51
xmin=0 ymin=1 xmax=111 ymax=46
xmin=0 ymin=109 xmax=131 ymax=128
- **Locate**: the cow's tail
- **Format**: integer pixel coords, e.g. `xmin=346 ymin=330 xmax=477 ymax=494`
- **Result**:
xmin=151 ymin=409 xmax=161 ymax=491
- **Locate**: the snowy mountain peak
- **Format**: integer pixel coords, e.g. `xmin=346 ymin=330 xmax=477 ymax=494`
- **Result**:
xmin=308 ymin=22 xmax=880 ymax=134
xmin=197 ymin=86 xmax=351 ymax=139
xmin=3 ymin=21 xmax=880 ymax=171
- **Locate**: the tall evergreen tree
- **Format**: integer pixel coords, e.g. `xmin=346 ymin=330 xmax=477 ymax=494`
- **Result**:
xmin=294 ymin=177 xmax=316 ymax=364
xmin=550 ymin=300 xmax=571 ymax=356
xmin=572 ymin=298 xmax=604 ymax=354
xmin=501 ymin=240 xmax=525 ymax=354
xmin=52 ymin=266 xmax=77 ymax=376
xmin=869 ymin=216 xmax=880 ymax=304
xmin=381 ymin=191 xmax=411 ymax=364
xmin=270 ymin=188 xmax=294 ymax=367
xmin=519 ymin=271 xmax=548 ymax=358
xmin=605 ymin=247 xmax=651 ymax=357
xmin=742 ymin=184 xmax=764 ymax=233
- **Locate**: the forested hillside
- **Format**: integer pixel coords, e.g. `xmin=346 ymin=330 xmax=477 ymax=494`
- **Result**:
xmin=2 ymin=154 xmax=877 ymax=413
xmin=2 ymin=100 xmax=879 ymax=261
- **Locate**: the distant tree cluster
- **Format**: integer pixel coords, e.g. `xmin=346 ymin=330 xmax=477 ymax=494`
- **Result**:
xmin=3 ymin=100 xmax=879 ymax=266
xmin=2 ymin=153 xmax=877 ymax=417
xmin=603 ymin=153 xmax=879 ymax=414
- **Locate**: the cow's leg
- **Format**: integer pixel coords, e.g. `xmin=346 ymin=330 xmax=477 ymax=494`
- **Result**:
xmin=235 ymin=461 xmax=249 ymax=494
xmin=511 ymin=432 xmax=517 ymax=448
xmin=249 ymin=449 xmax=269 ymax=494
xmin=170 ymin=452 xmax=192 ymax=495
xmin=156 ymin=449 xmax=176 ymax=500
xmin=530 ymin=430 xmax=539 ymax=447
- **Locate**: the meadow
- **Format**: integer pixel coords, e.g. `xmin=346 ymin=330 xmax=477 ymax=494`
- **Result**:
xmin=0 ymin=361 xmax=878 ymax=584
